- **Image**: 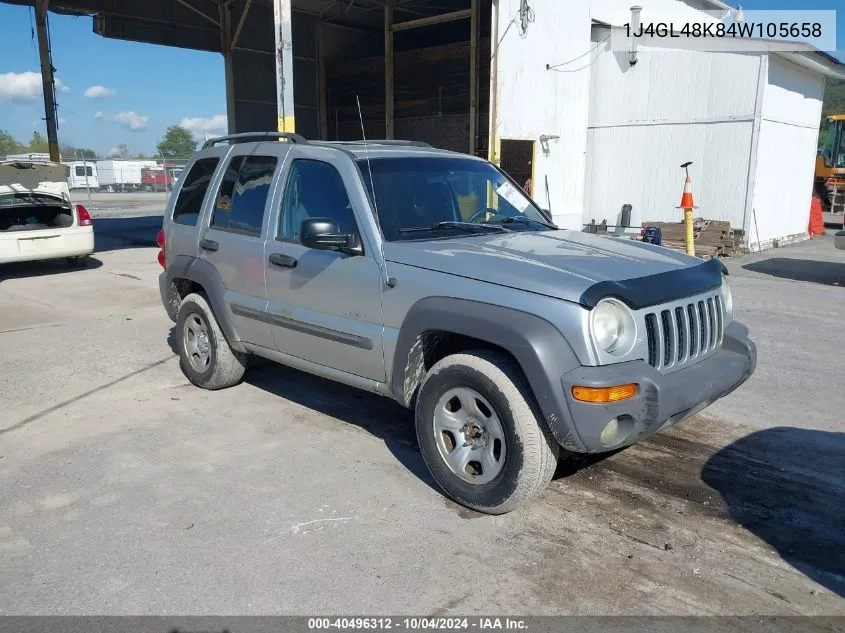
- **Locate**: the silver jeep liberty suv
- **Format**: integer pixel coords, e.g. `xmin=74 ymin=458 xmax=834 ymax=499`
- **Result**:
xmin=158 ymin=132 xmax=756 ymax=514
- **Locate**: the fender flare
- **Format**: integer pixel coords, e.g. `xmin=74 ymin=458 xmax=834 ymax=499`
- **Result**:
xmin=391 ymin=297 xmax=587 ymax=451
xmin=166 ymin=255 xmax=245 ymax=352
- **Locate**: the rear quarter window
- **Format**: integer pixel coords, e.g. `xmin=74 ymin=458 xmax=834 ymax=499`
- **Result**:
xmin=171 ymin=157 xmax=220 ymax=226
xmin=210 ymin=155 xmax=278 ymax=237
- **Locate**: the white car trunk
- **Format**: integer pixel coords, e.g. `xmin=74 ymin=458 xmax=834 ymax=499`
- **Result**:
xmin=0 ymin=161 xmax=78 ymax=232
xmin=0 ymin=160 xmax=94 ymax=265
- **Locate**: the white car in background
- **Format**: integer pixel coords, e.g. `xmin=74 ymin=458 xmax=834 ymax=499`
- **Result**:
xmin=0 ymin=159 xmax=94 ymax=267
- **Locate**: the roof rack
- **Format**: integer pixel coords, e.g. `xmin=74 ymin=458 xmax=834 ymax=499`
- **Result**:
xmin=327 ymin=139 xmax=433 ymax=148
xmin=202 ymin=132 xmax=308 ymax=149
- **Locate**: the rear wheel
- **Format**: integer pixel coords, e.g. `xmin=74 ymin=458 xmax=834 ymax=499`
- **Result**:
xmin=414 ymin=350 xmax=559 ymax=514
xmin=66 ymin=255 xmax=90 ymax=268
xmin=176 ymin=292 xmax=247 ymax=390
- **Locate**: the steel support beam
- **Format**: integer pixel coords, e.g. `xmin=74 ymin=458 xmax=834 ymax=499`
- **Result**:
xmin=175 ymin=0 xmax=220 ymax=27
xmin=488 ymin=0 xmax=500 ymax=164
xmin=317 ymin=22 xmax=328 ymax=140
xmin=469 ymin=0 xmax=478 ymax=155
xmin=221 ymin=1 xmax=238 ymax=134
xmin=273 ymin=0 xmax=296 ymax=133
xmin=230 ymin=0 xmax=252 ymax=49
xmin=385 ymin=1 xmax=394 ymax=139
xmin=390 ymin=8 xmax=471 ymax=32
xmin=34 ymin=0 xmax=60 ymax=162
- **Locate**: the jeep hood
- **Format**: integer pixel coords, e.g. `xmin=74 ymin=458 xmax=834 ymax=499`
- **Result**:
xmin=384 ymin=229 xmax=706 ymax=305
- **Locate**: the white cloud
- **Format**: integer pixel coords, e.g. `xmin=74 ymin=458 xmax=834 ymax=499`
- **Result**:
xmin=0 ymin=71 xmax=70 ymax=102
xmin=84 ymin=85 xmax=117 ymax=99
xmin=180 ymin=114 xmax=228 ymax=137
xmin=95 ymin=110 xmax=149 ymax=131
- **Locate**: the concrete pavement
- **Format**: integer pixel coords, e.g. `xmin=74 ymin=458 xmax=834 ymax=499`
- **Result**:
xmin=0 ymin=218 xmax=843 ymax=615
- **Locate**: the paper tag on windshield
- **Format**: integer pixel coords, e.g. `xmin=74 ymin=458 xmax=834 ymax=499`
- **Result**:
xmin=496 ymin=181 xmax=531 ymax=212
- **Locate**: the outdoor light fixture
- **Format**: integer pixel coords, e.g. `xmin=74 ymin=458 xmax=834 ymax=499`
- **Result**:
xmin=629 ymin=5 xmax=642 ymax=66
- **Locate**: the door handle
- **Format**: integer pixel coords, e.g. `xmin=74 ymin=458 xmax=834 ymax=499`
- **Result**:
xmin=199 ymin=238 xmax=218 ymax=252
xmin=269 ymin=253 xmax=297 ymax=269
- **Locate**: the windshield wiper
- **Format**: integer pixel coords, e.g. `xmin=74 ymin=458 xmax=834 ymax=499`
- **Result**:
xmin=484 ymin=216 xmax=558 ymax=230
xmin=398 ymin=221 xmax=508 ymax=234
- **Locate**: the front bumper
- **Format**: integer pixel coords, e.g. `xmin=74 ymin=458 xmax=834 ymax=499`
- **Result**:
xmin=557 ymin=321 xmax=756 ymax=453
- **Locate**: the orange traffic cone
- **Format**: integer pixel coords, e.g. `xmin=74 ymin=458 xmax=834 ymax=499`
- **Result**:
xmin=678 ymin=174 xmax=696 ymax=209
xmin=808 ymin=196 xmax=825 ymax=236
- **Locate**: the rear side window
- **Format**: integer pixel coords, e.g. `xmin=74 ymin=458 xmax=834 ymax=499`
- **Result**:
xmin=172 ymin=157 xmax=219 ymax=226
xmin=210 ymin=155 xmax=277 ymax=237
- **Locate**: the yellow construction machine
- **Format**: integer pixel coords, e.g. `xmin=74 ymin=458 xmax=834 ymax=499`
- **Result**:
xmin=815 ymin=114 xmax=845 ymax=214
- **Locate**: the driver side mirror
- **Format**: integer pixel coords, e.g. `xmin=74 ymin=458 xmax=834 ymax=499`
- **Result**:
xmin=300 ymin=218 xmax=362 ymax=255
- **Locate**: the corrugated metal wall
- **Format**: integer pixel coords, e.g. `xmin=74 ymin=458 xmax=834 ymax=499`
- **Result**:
xmin=494 ymin=0 xmax=593 ymax=229
xmin=586 ymin=29 xmax=763 ymax=231
xmin=750 ymin=55 xmax=825 ymax=247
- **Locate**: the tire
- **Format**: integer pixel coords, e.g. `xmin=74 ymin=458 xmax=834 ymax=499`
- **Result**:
xmin=66 ymin=255 xmax=90 ymax=268
xmin=414 ymin=350 xmax=559 ymax=514
xmin=176 ymin=292 xmax=247 ymax=390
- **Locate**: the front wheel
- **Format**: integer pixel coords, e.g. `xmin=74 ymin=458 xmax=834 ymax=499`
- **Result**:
xmin=415 ymin=350 xmax=559 ymax=514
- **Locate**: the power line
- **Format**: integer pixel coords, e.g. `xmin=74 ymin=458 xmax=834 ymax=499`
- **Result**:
xmin=546 ymin=34 xmax=611 ymax=71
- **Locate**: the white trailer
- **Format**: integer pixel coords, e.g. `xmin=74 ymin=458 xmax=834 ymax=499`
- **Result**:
xmin=65 ymin=161 xmax=99 ymax=191
xmin=96 ymin=160 xmax=144 ymax=192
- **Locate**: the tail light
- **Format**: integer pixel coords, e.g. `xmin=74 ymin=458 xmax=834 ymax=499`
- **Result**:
xmin=76 ymin=204 xmax=92 ymax=226
xmin=156 ymin=229 xmax=166 ymax=269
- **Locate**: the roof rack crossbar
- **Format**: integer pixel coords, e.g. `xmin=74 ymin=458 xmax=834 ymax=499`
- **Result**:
xmin=202 ymin=132 xmax=308 ymax=149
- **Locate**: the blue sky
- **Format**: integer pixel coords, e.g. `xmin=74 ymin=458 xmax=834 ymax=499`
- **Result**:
xmin=0 ymin=3 xmax=226 ymax=156
xmin=0 ymin=1 xmax=842 ymax=156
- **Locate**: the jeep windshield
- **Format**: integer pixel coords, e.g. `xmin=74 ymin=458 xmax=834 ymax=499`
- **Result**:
xmin=357 ymin=156 xmax=556 ymax=241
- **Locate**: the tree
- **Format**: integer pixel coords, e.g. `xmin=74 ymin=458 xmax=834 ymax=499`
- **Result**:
xmin=108 ymin=143 xmax=129 ymax=159
xmin=135 ymin=152 xmax=148 ymax=160
xmin=29 ymin=132 xmax=49 ymax=153
xmin=77 ymin=148 xmax=97 ymax=160
xmin=157 ymin=125 xmax=197 ymax=159
xmin=0 ymin=130 xmax=24 ymax=157
xmin=60 ymin=144 xmax=77 ymax=161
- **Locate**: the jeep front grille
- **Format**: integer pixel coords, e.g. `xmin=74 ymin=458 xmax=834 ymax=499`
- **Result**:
xmin=644 ymin=294 xmax=723 ymax=371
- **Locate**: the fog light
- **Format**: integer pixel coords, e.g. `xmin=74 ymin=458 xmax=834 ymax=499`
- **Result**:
xmin=601 ymin=418 xmax=619 ymax=445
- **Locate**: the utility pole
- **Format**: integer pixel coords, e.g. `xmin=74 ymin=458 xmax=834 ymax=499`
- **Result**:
xmin=34 ymin=0 xmax=60 ymax=162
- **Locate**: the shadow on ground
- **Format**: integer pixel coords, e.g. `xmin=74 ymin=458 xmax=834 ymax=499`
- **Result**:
xmin=701 ymin=427 xmax=845 ymax=598
xmin=742 ymin=258 xmax=845 ymax=286
xmin=166 ymin=326 xmax=436 ymax=493
xmin=0 ymin=256 xmax=103 ymax=281
xmin=93 ymin=215 xmax=163 ymax=251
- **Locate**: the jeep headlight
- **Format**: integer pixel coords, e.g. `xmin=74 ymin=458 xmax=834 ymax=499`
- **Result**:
xmin=720 ymin=276 xmax=733 ymax=321
xmin=591 ymin=299 xmax=635 ymax=355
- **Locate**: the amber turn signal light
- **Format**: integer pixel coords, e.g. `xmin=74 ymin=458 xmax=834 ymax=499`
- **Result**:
xmin=571 ymin=384 xmax=638 ymax=404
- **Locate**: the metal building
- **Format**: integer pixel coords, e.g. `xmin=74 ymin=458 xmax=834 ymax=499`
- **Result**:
xmin=6 ymin=0 xmax=844 ymax=249
xmin=584 ymin=25 xmax=845 ymax=250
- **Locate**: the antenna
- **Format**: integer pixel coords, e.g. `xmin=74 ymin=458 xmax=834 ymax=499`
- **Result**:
xmin=356 ymin=95 xmax=395 ymax=288
xmin=357 ymin=95 xmax=379 ymax=220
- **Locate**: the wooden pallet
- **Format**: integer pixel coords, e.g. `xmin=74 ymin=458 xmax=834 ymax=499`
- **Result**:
xmin=642 ymin=219 xmax=746 ymax=258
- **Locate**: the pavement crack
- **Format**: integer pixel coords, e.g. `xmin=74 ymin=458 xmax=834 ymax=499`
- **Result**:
xmin=0 ymin=324 xmax=64 ymax=335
